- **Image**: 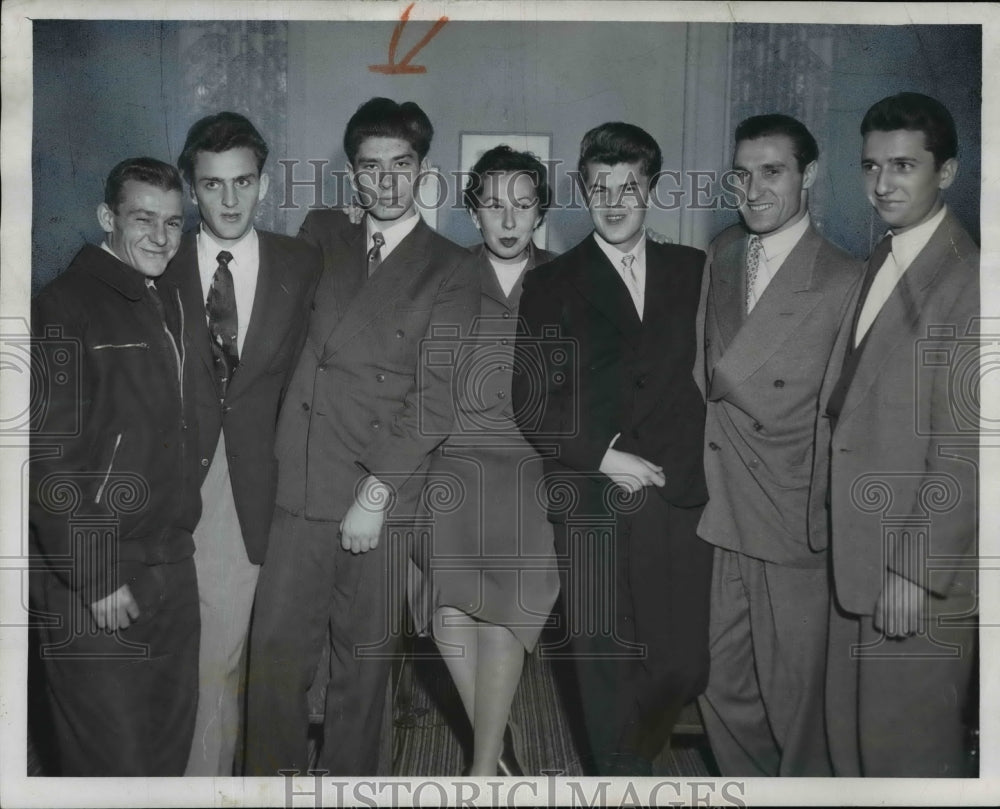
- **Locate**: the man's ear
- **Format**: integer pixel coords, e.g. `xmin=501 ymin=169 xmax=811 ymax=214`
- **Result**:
xmin=468 ymin=208 xmax=481 ymax=231
xmin=938 ymin=157 xmax=958 ymax=191
xmin=96 ymin=202 xmax=115 ymax=235
xmin=257 ymin=171 xmax=270 ymax=202
xmin=346 ymin=161 xmax=357 ymax=190
xmin=801 ymin=160 xmax=818 ymax=191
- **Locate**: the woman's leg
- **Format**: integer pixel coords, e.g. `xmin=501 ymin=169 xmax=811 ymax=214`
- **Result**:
xmin=432 ymin=606 xmax=479 ymax=723
xmin=469 ymin=621 xmax=525 ymax=775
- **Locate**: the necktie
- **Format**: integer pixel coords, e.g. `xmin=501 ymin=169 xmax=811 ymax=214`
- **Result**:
xmin=206 ymin=249 xmax=238 ymax=393
xmin=853 ymin=235 xmax=895 ymax=347
xmin=367 ymin=231 xmax=385 ymax=277
xmin=622 ymin=252 xmax=643 ymax=314
xmin=745 ymin=235 xmax=762 ymax=313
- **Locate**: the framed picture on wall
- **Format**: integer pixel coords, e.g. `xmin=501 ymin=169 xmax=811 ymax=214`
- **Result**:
xmin=459 ymin=132 xmax=552 ymax=250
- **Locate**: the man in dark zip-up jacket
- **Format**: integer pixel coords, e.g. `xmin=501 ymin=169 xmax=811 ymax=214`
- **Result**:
xmin=28 ymin=157 xmax=202 ymax=776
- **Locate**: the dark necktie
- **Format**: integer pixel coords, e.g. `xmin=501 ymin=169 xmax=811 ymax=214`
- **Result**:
xmin=206 ymin=249 xmax=238 ymax=394
xmin=826 ymin=234 xmax=894 ymax=424
xmin=851 ymin=234 xmax=895 ymax=346
xmin=367 ymin=231 xmax=385 ymax=277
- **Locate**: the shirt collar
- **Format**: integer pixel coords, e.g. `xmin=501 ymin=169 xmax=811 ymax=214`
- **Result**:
xmin=366 ymin=209 xmax=421 ymax=258
xmin=889 ymin=204 xmax=947 ymax=273
xmin=197 ymin=224 xmax=258 ymax=267
xmin=758 ymin=212 xmax=810 ymax=263
xmin=592 ymin=227 xmax=647 ymax=268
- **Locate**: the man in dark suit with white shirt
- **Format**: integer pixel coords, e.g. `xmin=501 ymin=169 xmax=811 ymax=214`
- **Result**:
xmin=163 ymin=112 xmax=321 ymax=776
xmin=513 ymin=122 xmax=712 ymax=776
xmin=245 ymin=98 xmax=479 ymax=775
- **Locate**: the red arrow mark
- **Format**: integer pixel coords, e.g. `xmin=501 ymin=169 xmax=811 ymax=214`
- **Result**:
xmin=369 ymin=3 xmax=449 ymax=75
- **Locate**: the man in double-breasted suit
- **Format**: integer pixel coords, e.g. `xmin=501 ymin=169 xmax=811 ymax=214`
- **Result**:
xmin=245 ymin=98 xmax=479 ymax=775
xmin=694 ymin=115 xmax=861 ymax=776
xmin=513 ymin=122 xmax=712 ymax=776
xmin=163 ymin=112 xmax=322 ymax=775
xmin=816 ymin=92 xmax=978 ymax=777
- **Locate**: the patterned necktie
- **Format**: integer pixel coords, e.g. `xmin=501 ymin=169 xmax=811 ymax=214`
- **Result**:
xmin=621 ymin=253 xmax=643 ymax=319
xmin=853 ymin=235 xmax=895 ymax=347
xmin=367 ymin=231 xmax=385 ymax=277
xmin=745 ymin=235 xmax=762 ymax=313
xmin=206 ymin=249 xmax=238 ymax=393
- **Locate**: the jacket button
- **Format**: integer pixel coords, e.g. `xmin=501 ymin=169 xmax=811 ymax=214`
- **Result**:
xmin=371 ymin=419 xmax=381 ymax=430
xmin=502 ymin=312 xmax=511 ymax=319
xmin=376 ymin=373 xmax=385 ymax=383
xmin=497 ymin=390 xmax=506 ymax=399
xmin=201 ymin=458 xmax=210 ymax=467
xmin=222 ymin=405 xmax=231 ymax=414
xmin=501 ymin=338 xmax=509 ymax=345
xmin=318 ymin=364 xmax=328 ymax=372
xmin=708 ymin=441 xmax=720 ymax=451
xmin=302 ymin=402 xmax=310 ymax=411
xmin=635 ymin=375 xmax=647 ymax=389
xmin=396 ymin=329 xmax=405 ymax=339
xmin=773 ymin=379 xmax=785 ymax=388
xmin=753 ymin=422 xmax=763 ymax=431
xmin=749 ymin=458 xmax=759 ymax=469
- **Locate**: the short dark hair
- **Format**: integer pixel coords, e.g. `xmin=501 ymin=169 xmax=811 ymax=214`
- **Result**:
xmin=577 ymin=122 xmax=662 ymax=186
xmin=860 ymin=92 xmax=958 ymax=168
xmin=734 ymin=114 xmax=819 ymax=172
xmin=343 ymin=97 xmax=434 ymax=164
xmin=104 ymin=157 xmax=182 ymax=211
xmin=177 ymin=111 xmax=269 ymax=185
xmin=463 ymin=145 xmax=551 ymax=221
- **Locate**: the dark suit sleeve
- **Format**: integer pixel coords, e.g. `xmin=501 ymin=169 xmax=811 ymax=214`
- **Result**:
xmin=513 ymin=267 xmax=613 ymax=473
xmin=693 ymin=245 xmax=713 ymax=402
xmin=297 ymin=210 xmax=324 ymax=249
xmin=356 ymin=251 xmax=480 ymax=485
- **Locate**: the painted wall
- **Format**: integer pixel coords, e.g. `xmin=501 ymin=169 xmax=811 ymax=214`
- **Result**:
xmin=31 ymin=19 xmax=981 ymax=292
xmin=282 ymin=21 xmax=727 ymax=255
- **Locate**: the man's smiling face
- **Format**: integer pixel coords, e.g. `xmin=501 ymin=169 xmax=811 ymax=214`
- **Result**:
xmin=733 ymin=133 xmax=815 ymax=237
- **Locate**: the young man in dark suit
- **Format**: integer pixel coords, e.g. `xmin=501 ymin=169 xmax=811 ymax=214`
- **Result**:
xmin=30 ymin=158 xmax=200 ymax=775
xmin=694 ymin=115 xmax=860 ymax=776
xmin=816 ymin=92 xmax=979 ymax=777
xmin=245 ymin=98 xmax=479 ymax=775
xmin=162 ymin=112 xmax=322 ymax=776
xmin=512 ymin=122 xmax=712 ymax=776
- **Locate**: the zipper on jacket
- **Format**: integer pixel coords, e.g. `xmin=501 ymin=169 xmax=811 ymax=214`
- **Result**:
xmin=95 ymin=432 xmax=123 ymax=504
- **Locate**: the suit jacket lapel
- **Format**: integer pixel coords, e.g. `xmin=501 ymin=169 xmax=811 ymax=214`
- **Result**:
xmin=708 ymin=225 xmax=824 ymax=401
xmin=321 ymin=217 xmax=430 ymax=358
xmin=226 ymin=233 xmax=298 ymax=398
xmin=570 ymin=235 xmax=642 ymax=342
xmin=836 ymin=213 xmax=956 ymax=422
xmin=309 ymin=221 xmax=366 ymax=352
xmin=709 ymin=233 xmax=747 ymax=350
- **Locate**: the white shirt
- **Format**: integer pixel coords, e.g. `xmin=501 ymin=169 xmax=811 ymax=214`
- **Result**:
xmin=366 ymin=209 xmax=421 ymax=263
xmin=854 ymin=204 xmax=948 ymax=346
xmin=488 ymin=256 xmax=529 ymax=298
xmin=197 ymin=226 xmax=259 ymax=356
xmin=747 ymin=213 xmax=811 ymax=312
xmin=593 ymin=229 xmax=647 ymax=320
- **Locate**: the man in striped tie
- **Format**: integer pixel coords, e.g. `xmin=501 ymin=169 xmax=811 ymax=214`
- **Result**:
xmin=694 ymin=114 xmax=861 ymax=777
xmin=818 ymin=92 xmax=979 ymax=777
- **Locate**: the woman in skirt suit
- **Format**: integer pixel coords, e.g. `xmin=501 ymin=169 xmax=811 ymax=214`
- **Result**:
xmin=410 ymin=146 xmax=559 ymax=776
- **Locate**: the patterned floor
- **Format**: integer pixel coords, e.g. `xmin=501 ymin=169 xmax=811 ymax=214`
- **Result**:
xmin=391 ymin=636 xmax=716 ymax=777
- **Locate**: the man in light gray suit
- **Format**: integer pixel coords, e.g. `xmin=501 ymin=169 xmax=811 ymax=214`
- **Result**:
xmin=694 ymin=114 xmax=861 ymax=776
xmin=817 ymin=92 xmax=978 ymax=777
